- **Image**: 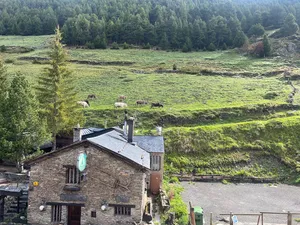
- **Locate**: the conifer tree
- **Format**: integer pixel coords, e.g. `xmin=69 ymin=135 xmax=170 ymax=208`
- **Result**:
xmin=1 ymin=73 xmax=49 ymax=171
xmin=263 ymin=35 xmax=271 ymax=57
xmin=0 ymin=59 xmax=8 ymax=160
xmin=280 ymin=13 xmax=299 ymax=37
xmin=36 ymin=27 xmax=84 ymax=151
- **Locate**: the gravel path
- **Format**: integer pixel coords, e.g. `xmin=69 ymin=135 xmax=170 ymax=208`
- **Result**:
xmin=181 ymin=182 xmax=300 ymax=224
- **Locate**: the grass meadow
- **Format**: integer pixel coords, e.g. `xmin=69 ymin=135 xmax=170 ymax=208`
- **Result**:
xmin=1 ymin=35 xmax=300 ymax=179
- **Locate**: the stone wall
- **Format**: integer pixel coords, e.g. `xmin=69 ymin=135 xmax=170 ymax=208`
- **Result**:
xmin=28 ymin=143 xmax=147 ymax=225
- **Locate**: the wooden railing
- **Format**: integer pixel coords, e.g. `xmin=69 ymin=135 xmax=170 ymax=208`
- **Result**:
xmin=220 ymin=211 xmax=300 ymax=225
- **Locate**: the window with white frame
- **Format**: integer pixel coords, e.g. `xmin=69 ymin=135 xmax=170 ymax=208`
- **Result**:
xmin=51 ymin=205 xmax=62 ymax=222
xmin=150 ymin=154 xmax=161 ymax=171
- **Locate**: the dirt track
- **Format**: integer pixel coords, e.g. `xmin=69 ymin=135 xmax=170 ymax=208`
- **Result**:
xmin=181 ymin=182 xmax=300 ymax=224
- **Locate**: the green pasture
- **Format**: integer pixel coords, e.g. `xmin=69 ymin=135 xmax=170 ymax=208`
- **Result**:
xmin=0 ymin=35 xmax=52 ymax=48
xmin=0 ymin=35 xmax=293 ymax=111
xmin=1 ymin=35 xmax=300 ymax=179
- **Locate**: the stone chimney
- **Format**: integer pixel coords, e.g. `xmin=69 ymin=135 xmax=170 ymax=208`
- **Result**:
xmin=73 ymin=124 xmax=83 ymax=142
xmin=127 ymin=118 xmax=134 ymax=143
xmin=156 ymin=126 xmax=162 ymax=136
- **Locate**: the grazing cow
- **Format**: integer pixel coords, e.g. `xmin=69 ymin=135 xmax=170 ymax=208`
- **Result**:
xmin=87 ymin=94 xmax=97 ymax=99
xmin=136 ymin=100 xmax=148 ymax=105
xmin=115 ymin=102 xmax=128 ymax=108
xmin=119 ymin=95 xmax=127 ymax=101
xmin=151 ymin=102 xmax=163 ymax=108
xmin=77 ymin=100 xmax=90 ymax=108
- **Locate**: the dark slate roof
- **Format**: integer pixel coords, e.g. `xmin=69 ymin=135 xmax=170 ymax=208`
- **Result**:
xmin=133 ymin=136 xmax=164 ymax=153
xmin=87 ymin=129 xmax=150 ymax=169
xmin=0 ymin=183 xmax=28 ymax=196
xmin=81 ymin=127 xmax=104 ymax=136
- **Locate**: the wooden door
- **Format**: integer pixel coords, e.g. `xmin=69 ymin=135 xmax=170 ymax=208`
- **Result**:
xmin=150 ymin=172 xmax=161 ymax=194
xmin=68 ymin=206 xmax=81 ymax=225
xmin=0 ymin=196 xmax=4 ymax=222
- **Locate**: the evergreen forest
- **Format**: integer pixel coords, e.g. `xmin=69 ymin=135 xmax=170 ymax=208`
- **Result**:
xmin=0 ymin=0 xmax=300 ymax=50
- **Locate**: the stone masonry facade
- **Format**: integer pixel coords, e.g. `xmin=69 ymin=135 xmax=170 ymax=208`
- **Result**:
xmin=28 ymin=143 xmax=147 ymax=225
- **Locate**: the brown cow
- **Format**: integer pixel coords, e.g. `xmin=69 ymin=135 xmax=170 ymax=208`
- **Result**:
xmin=136 ymin=100 xmax=148 ymax=105
xmin=119 ymin=95 xmax=127 ymax=101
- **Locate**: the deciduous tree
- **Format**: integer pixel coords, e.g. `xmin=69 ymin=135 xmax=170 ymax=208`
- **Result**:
xmin=1 ymin=73 xmax=49 ymax=171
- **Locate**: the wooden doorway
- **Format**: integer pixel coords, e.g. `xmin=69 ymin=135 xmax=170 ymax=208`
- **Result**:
xmin=68 ymin=206 xmax=81 ymax=225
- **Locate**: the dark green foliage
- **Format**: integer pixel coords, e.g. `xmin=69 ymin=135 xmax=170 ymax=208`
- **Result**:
xmin=248 ymin=24 xmax=265 ymax=37
xmin=0 ymin=0 xmax=295 ymax=50
xmin=207 ymin=43 xmax=216 ymax=51
xmin=143 ymin=43 xmax=151 ymax=49
xmin=123 ymin=42 xmax=129 ymax=49
xmin=222 ymin=43 xmax=228 ymax=50
xmin=233 ymin=31 xmax=247 ymax=48
xmin=94 ymin=35 xmax=107 ymax=49
xmin=159 ymin=32 xmax=169 ymax=50
xmin=264 ymin=92 xmax=279 ymax=99
xmin=279 ymin=13 xmax=299 ymax=37
xmin=85 ymin=41 xmax=95 ymax=49
xmin=0 ymin=45 xmax=6 ymax=52
xmin=111 ymin=42 xmax=119 ymax=50
xmin=0 ymin=73 xmax=48 ymax=169
xmin=173 ymin=64 xmax=177 ymax=71
xmin=263 ymin=35 xmax=272 ymax=57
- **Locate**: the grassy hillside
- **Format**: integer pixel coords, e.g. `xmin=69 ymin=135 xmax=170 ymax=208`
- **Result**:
xmin=1 ymin=35 xmax=300 ymax=181
xmin=164 ymin=116 xmax=300 ymax=180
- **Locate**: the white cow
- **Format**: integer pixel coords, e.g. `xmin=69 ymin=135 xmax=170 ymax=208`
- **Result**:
xmin=115 ymin=102 xmax=128 ymax=108
xmin=77 ymin=100 xmax=90 ymax=108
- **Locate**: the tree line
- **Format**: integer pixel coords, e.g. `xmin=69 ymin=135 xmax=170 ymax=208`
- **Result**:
xmin=0 ymin=0 xmax=299 ymax=50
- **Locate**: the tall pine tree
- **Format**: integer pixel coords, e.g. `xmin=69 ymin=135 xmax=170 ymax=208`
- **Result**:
xmin=36 ymin=27 xmax=85 ymax=151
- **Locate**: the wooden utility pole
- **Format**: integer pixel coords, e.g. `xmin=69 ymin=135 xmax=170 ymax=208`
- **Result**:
xmin=189 ymin=202 xmax=196 ymax=225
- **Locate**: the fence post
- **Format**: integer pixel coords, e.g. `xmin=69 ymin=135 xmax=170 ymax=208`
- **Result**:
xmin=257 ymin=214 xmax=260 ymax=225
xmin=230 ymin=212 xmax=233 ymax=225
xmin=287 ymin=211 xmax=292 ymax=225
xmin=210 ymin=212 xmax=213 ymax=225
xmin=189 ymin=201 xmax=196 ymax=225
xmin=261 ymin=212 xmax=264 ymax=225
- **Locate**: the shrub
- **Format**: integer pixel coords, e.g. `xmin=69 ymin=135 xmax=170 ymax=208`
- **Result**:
xmin=4 ymin=59 xmax=14 ymax=64
xmin=143 ymin=43 xmax=151 ymax=49
xmin=123 ymin=42 xmax=129 ymax=49
xmin=222 ymin=179 xmax=229 ymax=184
xmin=0 ymin=45 xmax=6 ymax=52
xmin=264 ymin=92 xmax=279 ymax=99
xmin=207 ymin=43 xmax=216 ymax=51
xmin=248 ymin=23 xmax=265 ymax=37
xmin=111 ymin=42 xmax=119 ymax=50
xmin=222 ymin=43 xmax=228 ymax=50
xmin=169 ymin=176 xmax=179 ymax=183
xmin=173 ymin=64 xmax=177 ymax=71
xmin=85 ymin=41 xmax=95 ymax=49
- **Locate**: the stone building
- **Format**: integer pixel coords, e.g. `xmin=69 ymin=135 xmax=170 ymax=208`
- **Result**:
xmin=25 ymin=120 xmax=164 ymax=225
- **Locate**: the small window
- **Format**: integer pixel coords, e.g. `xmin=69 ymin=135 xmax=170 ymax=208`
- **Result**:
xmin=114 ymin=206 xmax=131 ymax=216
xmin=91 ymin=210 xmax=96 ymax=218
xmin=51 ymin=205 xmax=62 ymax=222
xmin=150 ymin=155 xmax=161 ymax=171
xmin=66 ymin=167 xmax=80 ymax=184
